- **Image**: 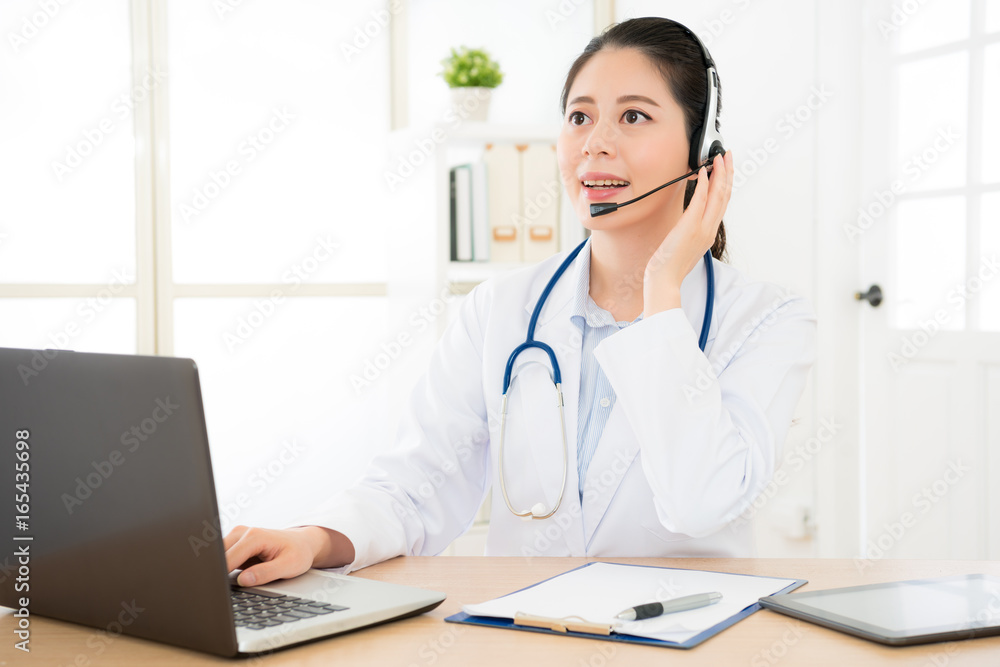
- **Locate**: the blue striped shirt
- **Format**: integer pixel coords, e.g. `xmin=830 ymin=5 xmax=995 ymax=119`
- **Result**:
xmin=569 ymin=243 xmax=642 ymax=497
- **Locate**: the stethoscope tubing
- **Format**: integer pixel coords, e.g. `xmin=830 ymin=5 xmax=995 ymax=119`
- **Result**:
xmin=499 ymin=238 xmax=715 ymax=520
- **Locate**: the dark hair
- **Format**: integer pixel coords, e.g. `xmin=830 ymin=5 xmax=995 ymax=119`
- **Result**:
xmin=560 ymin=17 xmax=728 ymax=261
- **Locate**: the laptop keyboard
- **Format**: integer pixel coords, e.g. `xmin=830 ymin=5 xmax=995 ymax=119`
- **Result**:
xmin=231 ymin=586 xmax=349 ymax=631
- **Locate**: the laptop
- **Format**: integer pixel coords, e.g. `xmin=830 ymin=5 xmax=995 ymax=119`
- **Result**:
xmin=0 ymin=347 xmax=445 ymax=657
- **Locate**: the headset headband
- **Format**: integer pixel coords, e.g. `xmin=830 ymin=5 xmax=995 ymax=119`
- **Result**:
xmin=673 ymin=22 xmax=726 ymax=171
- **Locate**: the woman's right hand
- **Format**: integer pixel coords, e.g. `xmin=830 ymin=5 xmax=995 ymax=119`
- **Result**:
xmin=224 ymin=525 xmax=355 ymax=587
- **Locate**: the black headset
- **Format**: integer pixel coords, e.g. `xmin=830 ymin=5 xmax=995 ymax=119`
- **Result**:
xmin=675 ymin=21 xmax=727 ymax=171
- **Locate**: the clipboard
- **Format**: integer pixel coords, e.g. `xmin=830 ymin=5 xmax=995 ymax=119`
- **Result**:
xmin=445 ymin=562 xmax=807 ymax=649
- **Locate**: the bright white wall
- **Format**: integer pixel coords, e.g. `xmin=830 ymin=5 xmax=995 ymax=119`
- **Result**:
xmin=406 ymin=0 xmax=595 ymax=128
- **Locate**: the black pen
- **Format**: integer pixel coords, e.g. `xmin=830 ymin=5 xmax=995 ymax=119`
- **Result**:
xmin=615 ymin=592 xmax=723 ymax=621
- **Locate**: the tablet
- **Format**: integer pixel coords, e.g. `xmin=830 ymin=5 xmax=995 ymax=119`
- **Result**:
xmin=758 ymin=574 xmax=1000 ymax=646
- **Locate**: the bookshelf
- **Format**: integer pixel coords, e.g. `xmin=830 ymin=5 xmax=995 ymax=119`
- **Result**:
xmin=431 ymin=121 xmax=585 ymax=294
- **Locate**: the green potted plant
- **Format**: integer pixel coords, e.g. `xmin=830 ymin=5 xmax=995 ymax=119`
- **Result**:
xmin=439 ymin=46 xmax=504 ymax=122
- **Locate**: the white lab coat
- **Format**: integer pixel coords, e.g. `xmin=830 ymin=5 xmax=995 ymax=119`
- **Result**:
xmin=290 ymin=241 xmax=817 ymax=572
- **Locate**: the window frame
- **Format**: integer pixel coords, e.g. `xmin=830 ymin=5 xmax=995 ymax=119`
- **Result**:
xmin=0 ymin=0 xmax=401 ymax=354
xmin=144 ymin=0 xmax=395 ymax=356
xmin=880 ymin=0 xmax=1000 ymax=332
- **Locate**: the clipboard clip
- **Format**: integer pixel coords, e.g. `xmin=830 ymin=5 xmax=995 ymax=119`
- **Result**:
xmin=513 ymin=612 xmax=615 ymax=636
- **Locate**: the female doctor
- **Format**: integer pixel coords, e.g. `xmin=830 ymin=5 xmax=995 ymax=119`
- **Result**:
xmin=224 ymin=17 xmax=816 ymax=587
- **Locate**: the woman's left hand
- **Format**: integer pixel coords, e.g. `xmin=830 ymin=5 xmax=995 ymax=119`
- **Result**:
xmin=643 ymin=150 xmax=734 ymax=316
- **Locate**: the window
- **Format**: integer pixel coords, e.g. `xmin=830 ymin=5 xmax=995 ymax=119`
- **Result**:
xmin=888 ymin=0 xmax=1000 ymax=330
xmin=0 ymin=0 xmax=137 ymax=353
xmin=0 ymin=0 xmax=398 ymax=530
xmin=164 ymin=1 xmax=397 ymax=527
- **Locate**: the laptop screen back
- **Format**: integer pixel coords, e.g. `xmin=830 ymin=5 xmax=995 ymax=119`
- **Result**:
xmin=0 ymin=348 xmax=239 ymax=657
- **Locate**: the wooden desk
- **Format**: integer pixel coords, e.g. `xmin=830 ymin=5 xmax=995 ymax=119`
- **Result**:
xmin=3 ymin=557 xmax=999 ymax=665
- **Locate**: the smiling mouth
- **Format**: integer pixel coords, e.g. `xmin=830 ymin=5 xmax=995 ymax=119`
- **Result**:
xmin=582 ymin=179 xmax=630 ymax=190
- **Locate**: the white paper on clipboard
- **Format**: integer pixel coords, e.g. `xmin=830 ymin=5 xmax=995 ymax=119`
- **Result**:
xmin=461 ymin=562 xmax=801 ymax=644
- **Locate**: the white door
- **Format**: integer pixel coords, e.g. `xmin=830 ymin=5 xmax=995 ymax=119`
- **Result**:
xmin=855 ymin=0 xmax=1000 ymax=564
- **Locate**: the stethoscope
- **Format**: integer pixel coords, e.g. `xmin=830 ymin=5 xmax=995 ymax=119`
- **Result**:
xmin=497 ymin=239 xmax=715 ymax=520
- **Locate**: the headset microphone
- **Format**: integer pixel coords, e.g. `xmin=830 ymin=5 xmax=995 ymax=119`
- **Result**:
xmin=589 ymin=24 xmax=726 ymax=218
xmin=589 ymin=154 xmax=722 ymax=217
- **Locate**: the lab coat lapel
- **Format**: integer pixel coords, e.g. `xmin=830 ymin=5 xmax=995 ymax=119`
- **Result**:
xmin=580 ymin=401 xmax=640 ymax=547
xmin=576 ymin=255 xmax=717 ymax=546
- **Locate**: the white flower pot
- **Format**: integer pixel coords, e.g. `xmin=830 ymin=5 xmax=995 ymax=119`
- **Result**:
xmin=450 ymin=86 xmax=493 ymax=122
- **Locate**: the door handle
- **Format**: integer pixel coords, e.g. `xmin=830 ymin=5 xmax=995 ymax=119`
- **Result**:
xmin=854 ymin=284 xmax=883 ymax=307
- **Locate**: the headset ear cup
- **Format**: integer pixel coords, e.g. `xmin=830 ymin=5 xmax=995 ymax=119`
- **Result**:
xmin=710 ymin=141 xmax=725 ymax=161
xmin=689 ymin=124 xmax=705 ymax=172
